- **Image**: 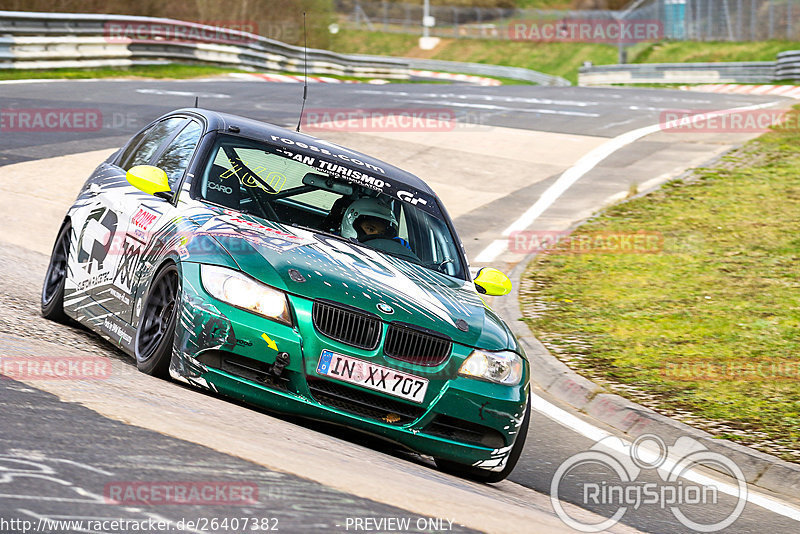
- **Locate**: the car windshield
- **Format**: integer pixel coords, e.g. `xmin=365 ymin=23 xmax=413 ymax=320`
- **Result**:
xmin=198 ymin=134 xmax=466 ymax=279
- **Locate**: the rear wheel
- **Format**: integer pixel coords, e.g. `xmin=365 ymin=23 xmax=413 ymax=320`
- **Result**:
xmin=41 ymin=221 xmax=71 ymax=323
xmin=435 ymin=396 xmax=531 ymax=483
xmin=135 ymin=264 xmax=180 ymax=378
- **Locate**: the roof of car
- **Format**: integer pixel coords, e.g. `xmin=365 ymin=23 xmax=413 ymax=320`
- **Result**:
xmin=168 ymin=108 xmax=436 ymax=196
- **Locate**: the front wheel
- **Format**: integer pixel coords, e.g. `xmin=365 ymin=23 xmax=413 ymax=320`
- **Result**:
xmin=41 ymin=221 xmax=71 ymax=323
xmin=435 ymin=396 xmax=531 ymax=483
xmin=135 ymin=263 xmax=180 ymax=378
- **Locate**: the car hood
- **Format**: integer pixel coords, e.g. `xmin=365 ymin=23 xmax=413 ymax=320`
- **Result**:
xmin=192 ymin=211 xmax=514 ymax=351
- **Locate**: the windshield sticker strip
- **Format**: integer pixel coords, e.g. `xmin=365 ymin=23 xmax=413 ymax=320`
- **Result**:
xmin=269 ymin=135 xmax=386 ymax=174
xmin=267 ymin=145 xmax=441 ymax=218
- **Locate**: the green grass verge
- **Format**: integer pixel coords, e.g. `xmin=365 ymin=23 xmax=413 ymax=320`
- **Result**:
xmin=519 ymin=109 xmax=800 ymax=462
xmin=328 ymin=30 xmax=800 ymax=84
xmin=430 ymin=40 xmax=618 ymax=83
xmin=329 ymin=30 xmax=618 ymax=83
xmin=631 ymin=40 xmax=800 ymax=63
xmin=329 ymin=31 xmax=421 ymax=57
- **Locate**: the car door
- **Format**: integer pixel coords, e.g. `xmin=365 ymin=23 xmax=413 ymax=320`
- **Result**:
xmin=87 ymin=117 xmax=202 ymax=325
xmin=118 ymin=119 xmax=206 ymax=324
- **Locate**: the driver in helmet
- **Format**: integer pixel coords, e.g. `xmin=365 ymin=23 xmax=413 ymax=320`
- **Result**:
xmin=340 ymin=197 xmax=414 ymax=254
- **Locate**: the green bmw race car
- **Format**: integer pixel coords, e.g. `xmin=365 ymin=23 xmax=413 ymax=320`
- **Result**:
xmin=41 ymin=108 xmax=530 ymax=482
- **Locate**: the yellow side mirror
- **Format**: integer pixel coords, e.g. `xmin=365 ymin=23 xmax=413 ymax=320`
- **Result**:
xmin=126 ymin=165 xmax=170 ymax=196
xmin=474 ymin=267 xmax=512 ymax=296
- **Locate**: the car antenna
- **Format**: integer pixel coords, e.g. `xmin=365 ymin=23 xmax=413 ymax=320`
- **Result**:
xmin=194 ymin=96 xmax=199 ymax=108
xmin=295 ymin=12 xmax=308 ymax=133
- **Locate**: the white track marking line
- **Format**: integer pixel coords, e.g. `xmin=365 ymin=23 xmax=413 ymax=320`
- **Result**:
xmin=474 ymin=101 xmax=781 ymax=263
xmin=532 ymin=393 xmax=800 ymax=521
xmin=47 ymin=458 xmax=114 ymax=477
xmin=403 ymin=99 xmax=600 ymax=117
xmin=474 ymin=240 xmax=508 ymax=264
xmin=353 ymin=90 xmax=600 ymax=108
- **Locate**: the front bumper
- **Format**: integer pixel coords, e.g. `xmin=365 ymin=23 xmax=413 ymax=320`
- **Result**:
xmin=174 ymin=262 xmax=529 ymax=467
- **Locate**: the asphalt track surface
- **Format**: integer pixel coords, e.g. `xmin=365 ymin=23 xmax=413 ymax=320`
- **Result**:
xmin=1 ymin=78 xmax=799 ymax=533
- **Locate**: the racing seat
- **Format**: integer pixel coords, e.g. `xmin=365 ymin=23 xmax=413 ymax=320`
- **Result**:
xmin=320 ymin=196 xmax=351 ymax=234
xmin=204 ymin=164 xmax=240 ymax=210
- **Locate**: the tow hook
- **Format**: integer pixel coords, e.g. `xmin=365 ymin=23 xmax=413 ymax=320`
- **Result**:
xmin=271 ymin=352 xmax=290 ymax=379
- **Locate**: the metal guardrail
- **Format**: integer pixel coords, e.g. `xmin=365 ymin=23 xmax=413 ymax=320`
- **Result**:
xmin=775 ymin=50 xmax=800 ymax=82
xmin=579 ymin=61 xmax=779 ymax=85
xmin=0 ymin=10 xmax=568 ymax=86
xmin=400 ymin=58 xmax=570 ymax=86
xmin=0 ymin=10 xmax=408 ymax=78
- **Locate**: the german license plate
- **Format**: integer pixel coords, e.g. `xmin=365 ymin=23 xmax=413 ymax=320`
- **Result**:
xmin=316 ymin=350 xmax=428 ymax=404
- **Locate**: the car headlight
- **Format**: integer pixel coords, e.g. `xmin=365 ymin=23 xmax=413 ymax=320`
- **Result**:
xmin=201 ymin=264 xmax=292 ymax=326
xmin=459 ymin=349 xmax=524 ymax=385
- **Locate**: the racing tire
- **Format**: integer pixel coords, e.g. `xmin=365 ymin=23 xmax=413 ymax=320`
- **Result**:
xmin=135 ymin=263 xmax=180 ymax=378
xmin=41 ymin=221 xmax=71 ymax=323
xmin=435 ymin=395 xmax=531 ymax=483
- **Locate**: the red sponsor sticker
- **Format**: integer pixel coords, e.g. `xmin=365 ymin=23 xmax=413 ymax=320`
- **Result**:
xmin=104 ymin=481 xmax=259 ymax=505
xmin=131 ymin=207 xmax=159 ymax=232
